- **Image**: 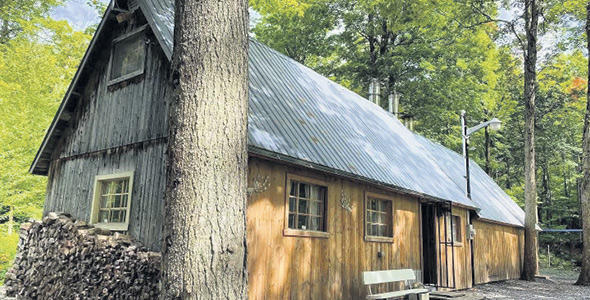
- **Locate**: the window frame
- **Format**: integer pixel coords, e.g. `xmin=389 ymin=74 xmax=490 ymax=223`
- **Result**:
xmin=450 ymin=215 xmax=463 ymax=246
xmin=107 ymin=25 xmax=148 ymax=86
xmin=364 ymin=192 xmax=395 ymax=243
xmin=439 ymin=212 xmax=463 ymax=247
xmin=90 ymin=171 xmax=134 ymax=231
xmin=283 ymin=174 xmax=329 ymax=239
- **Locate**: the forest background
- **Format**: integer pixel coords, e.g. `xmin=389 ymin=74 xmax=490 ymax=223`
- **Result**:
xmin=0 ymin=0 xmax=587 ymax=281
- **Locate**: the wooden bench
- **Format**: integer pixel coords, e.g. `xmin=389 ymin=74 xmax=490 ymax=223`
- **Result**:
xmin=362 ymin=269 xmax=429 ymax=300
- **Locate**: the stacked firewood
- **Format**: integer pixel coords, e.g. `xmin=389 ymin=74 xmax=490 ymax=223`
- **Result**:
xmin=4 ymin=212 xmax=160 ymax=299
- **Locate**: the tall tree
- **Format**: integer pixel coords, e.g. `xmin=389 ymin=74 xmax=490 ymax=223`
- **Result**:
xmin=522 ymin=0 xmax=540 ymax=281
xmin=160 ymin=0 xmax=249 ymax=298
xmin=575 ymin=0 xmax=590 ymax=286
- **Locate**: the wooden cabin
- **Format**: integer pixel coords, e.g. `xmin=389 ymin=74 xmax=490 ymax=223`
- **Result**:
xmin=30 ymin=0 xmax=526 ymax=298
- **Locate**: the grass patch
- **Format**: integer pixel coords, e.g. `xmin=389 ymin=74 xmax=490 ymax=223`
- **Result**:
xmin=0 ymin=225 xmax=20 ymax=285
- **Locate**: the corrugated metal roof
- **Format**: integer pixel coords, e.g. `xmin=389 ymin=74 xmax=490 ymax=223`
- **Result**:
xmin=33 ymin=0 xmax=525 ymax=227
xmin=139 ymin=0 xmax=477 ymax=208
xmin=414 ymin=135 xmax=525 ymax=226
xmin=138 ymin=0 xmax=527 ymax=226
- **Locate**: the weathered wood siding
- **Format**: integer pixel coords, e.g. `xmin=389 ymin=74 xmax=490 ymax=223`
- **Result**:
xmin=45 ymin=141 xmax=166 ymax=250
xmin=52 ymin=19 xmax=169 ymax=159
xmin=473 ymin=220 xmax=524 ymax=284
xmin=44 ymin=13 xmax=170 ymax=251
xmin=247 ymin=157 xmax=422 ymax=300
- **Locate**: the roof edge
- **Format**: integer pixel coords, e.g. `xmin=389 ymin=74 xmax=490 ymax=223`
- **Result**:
xmin=138 ymin=0 xmax=173 ymax=61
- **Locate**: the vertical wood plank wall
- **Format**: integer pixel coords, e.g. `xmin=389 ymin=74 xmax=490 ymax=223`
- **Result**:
xmin=53 ymin=21 xmax=170 ymax=160
xmin=472 ymin=220 xmax=524 ymax=284
xmin=43 ymin=14 xmax=169 ymax=251
xmin=247 ymin=157 xmax=422 ymax=300
xmin=45 ymin=142 xmax=166 ymax=250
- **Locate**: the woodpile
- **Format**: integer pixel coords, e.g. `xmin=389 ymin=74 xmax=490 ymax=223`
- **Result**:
xmin=4 ymin=212 xmax=160 ymax=299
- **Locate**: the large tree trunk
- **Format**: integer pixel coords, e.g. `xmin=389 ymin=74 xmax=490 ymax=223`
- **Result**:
xmin=521 ymin=0 xmax=539 ymax=281
xmin=575 ymin=1 xmax=590 ymax=286
xmin=160 ymin=0 xmax=249 ymax=298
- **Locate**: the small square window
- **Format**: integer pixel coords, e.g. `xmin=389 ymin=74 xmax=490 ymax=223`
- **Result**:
xmin=364 ymin=193 xmax=394 ymax=242
xmin=108 ymin=30 xmax=146 ymax=85
xmin=91 ymin=172 xmax=134 ymax=231
xmin=440 ymin=213 xmax=462 ymax=245
xmin=283 ymin=175 xmax=329 ymax=239
xmin=287 ymin=180 xmax=327 ymax=232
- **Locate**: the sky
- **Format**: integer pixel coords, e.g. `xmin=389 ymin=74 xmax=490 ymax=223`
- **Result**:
xmin=51 ymin=0 xmax=107 ymax=30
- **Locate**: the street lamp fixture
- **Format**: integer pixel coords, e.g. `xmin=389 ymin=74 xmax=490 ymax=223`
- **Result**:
xmin=461 ymin=110 xmax=501 ymax=199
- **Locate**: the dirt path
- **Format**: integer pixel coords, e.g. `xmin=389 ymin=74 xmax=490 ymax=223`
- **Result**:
xmin=470 ymin=278 xmax=590 ymax=299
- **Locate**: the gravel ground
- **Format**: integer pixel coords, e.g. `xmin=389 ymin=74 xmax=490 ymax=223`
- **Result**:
xmin=469 ymin=278 xmax=590 ymax=300
xmin=1 ymin=275 xmax=589 ymax=300
xmin=0 ymin=286 xmax=12 ymax=300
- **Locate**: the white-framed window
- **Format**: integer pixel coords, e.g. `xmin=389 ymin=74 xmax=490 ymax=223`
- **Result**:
xmin=107 ymin=26 xmax=147 ymax=85
xmin=90 ymin=172 xmax=134 ymax=231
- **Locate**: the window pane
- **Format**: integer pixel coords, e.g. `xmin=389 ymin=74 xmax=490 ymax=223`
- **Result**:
xmin=288 ymin=197 xmax=296 ymax=212
xmin=299 ymin=183 xmax=309 ymax=199
xmin=378 ymin=225 xmax=385 ymax=237
xmin=298 ymin=199 xmax=309 ymax=214
xmin=100 ymin=196 xmax=109 ymax=209
xmin=98 ymin=210 xmax=110 ymax=223
xmin=288 ymin=214 xmax=296 ymax=229
xmin=122 ymin=180 xmax=129 ymax=193
xmin=110 ymin=210 xmax=118 ymax=223
xmin=297 ymin=215 xmax=308 ymax=230
xmin=310 ymin=201 xmax=321 ymax=215
xmin=366 ymin=198 xmax=393 ymax=237
xmin=290 ymin=182 xmax=297 ymax=196
xmin=111 ymin=34 xmax=144 ymax=80
xmin=114 ymin=195 xmax=122 ymax=208
xmin=310 ymin=185 xmax=319 ymax=200
xmin=310 ymin=217 xmax=320 ymax=231
xmin=113 ymin=181 xmax=123 ymax=194
xmin=97 ymin=176 xmax=131 ymax=225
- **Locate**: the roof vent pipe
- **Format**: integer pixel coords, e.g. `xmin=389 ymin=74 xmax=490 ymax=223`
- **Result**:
xmin=369 ymin=78 xmax=381 ymax=105
xmin=388 ymin=92 xmax=399 ymax=117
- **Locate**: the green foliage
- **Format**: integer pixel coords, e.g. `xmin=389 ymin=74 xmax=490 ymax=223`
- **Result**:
xmin=0 ymin=17 xmax=92 ymax=219
xmin=251 ymin=0 xmax=589 ymax=231
xmin=0 ymin=8 xmax=93 ymax=282
xmin=0 ymin=0 xmax=64 ymax=43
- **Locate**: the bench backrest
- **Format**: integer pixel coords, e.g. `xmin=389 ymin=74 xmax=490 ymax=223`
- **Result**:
xmin=362 ymin=269 xmax=416 ymax=285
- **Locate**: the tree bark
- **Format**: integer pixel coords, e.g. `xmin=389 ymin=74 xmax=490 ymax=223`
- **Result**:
xmin=485 ymin=123 xmax=491 ymax=175
xmin=575 ymin=0 xmax=590 ymax=286
xmin=160 ymin=0 xmax=249 ymax=298
xmin=521 ymin=0 xmax=539 ymax=281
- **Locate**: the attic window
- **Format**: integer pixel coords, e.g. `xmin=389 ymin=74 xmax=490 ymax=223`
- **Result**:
xmin=108 ymin=28 xmax=146 ymax=85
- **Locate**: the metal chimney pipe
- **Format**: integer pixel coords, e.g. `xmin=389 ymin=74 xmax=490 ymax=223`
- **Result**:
xmin=393 ymin=92 xmax=399 ymax=116
xmin=388 ymin=94 xmax=394 ymax=113
xmin=369 ymin=78 xmax=380 ymax=105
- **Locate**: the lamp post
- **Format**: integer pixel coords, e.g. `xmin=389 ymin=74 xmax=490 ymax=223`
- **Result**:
xmin=461 ymin=110 xmax=501 ymax=199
